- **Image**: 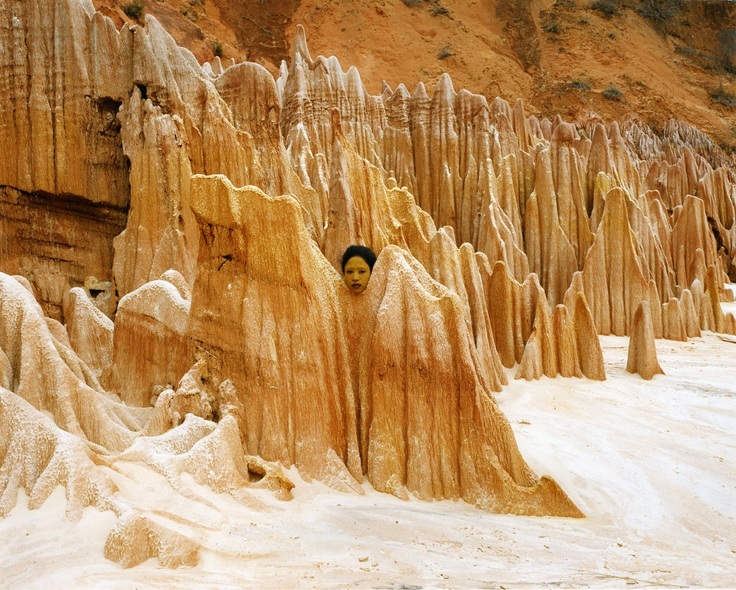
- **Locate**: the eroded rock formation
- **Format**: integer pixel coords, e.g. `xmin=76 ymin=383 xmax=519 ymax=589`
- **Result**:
xmin=3 ymin=0 xmax=736 ymax=568
xmin=627 ymin=301 xmax=665 ymax=380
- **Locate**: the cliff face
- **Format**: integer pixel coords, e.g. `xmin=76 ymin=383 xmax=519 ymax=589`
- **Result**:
xmin=2 ymin=0 xmax=736 ymax=567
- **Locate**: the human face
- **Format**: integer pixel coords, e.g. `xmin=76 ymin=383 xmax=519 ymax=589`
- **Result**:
xmin=343 ymin=256 xmax=371 ymax=294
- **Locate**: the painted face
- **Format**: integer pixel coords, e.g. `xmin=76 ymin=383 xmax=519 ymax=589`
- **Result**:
xmin=343 ymin=256 xmax=371 ymax=294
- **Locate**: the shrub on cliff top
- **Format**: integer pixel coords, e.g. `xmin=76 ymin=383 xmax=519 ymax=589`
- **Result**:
xmin=603 ymin=85 xmax=624 ymax=101
xmin=590 ymin=0 xmax=619 ymax=17
xmin=122 ymin=0 xmax=144 ymax=19
xmin=711 ymin=85 xmax=736 ymax=108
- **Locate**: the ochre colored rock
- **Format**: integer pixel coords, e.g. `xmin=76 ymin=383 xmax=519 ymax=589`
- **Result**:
xmin=573 ymin=292 xmax=606 ymax=381
xmin=188 ymin=174 xmax=363 ymax=488
xmin=484 ymin=260 xmax=526 ymax=368
xmin=662 ymin=297 xmax=688 ymax=342
xmin=516 ymin=292 xmax=557 ymax=380
xmin=0 ymin=273 xmax=139 ymax=451
xmin=0 ymin=387 xmax=118 ymax=520
xmin=515 ymin=288 xmax=605 ymax=381
xmin=104 ymin=511 xmax=200 ymax=568
xmin=679 ymin=288 xmax=702 ymax=338
xmin=64 ymin=287 xmax=114 ymax=379
xmin=579 ymin=187 xmax=662 ymax=337
xmin=189 ymin=174 xmax=581 ymax=516
xmin=626 ymin=301 xmax=665 ymax=380
xmin=0 ymin=187 xmax=126 ymax=320
xmin=671 ymin=196 xmax=721 ymax=289
xmin=110 ymin=280 xmax=192 ymax=407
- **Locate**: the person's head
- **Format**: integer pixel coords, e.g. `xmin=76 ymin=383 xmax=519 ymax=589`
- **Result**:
xmin=341 ymin=245 xmax=377 ymax=294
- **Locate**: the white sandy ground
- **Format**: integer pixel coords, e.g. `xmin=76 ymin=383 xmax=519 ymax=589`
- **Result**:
xmin=2 ymin=332 xmax=736 ymax=588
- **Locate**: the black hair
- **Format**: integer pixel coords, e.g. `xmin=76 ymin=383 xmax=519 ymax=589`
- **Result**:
xmin=341 ymin=245 xmax=377 ymax=273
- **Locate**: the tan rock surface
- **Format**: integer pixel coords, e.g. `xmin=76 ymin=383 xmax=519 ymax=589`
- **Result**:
xmin=110 ymin=279 xmax=192 ymax=407
xmin=626 ymin=300 xmax=665 ymax=380
xmin=64 ymin=287 xmax=114 ymax=379
xmin=188 ymin=174 xmax=580 ymax=516
xmin=579 ymin=187 xmax=663 ymax=337
xmin=0 ymin=387 xmax=118 ymax=520
xmin=0 ymin=272 xmax=294 ymax=567
xmin=103 ymin=510 xmax=200 ymax=568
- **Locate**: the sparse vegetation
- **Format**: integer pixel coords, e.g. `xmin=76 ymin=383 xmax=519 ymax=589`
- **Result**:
xmin=568 ymin=72 xmax=593 ymax=91
xmin=720 ymin=29 xmax=736 ymax=74
xmin=400 ymin=0 xmax=446 ymax=16
xmin=674 ymin=44 xmax=697 ymax=58
xmin=636 ymin=0 xmax=681 ymax=30
xmin=543 ymin=20 xmax=560 ymax=34
xmin=603 ymin=85 xmax=624 ymax=100
xmin=672 ymin=42 xmax=727 ymax=74
xmin=568 ymin=80 xmax=592 ymax=91
xmin=590 ymin=0 xmax=619 ymax=17
xmin=711 ymin=85 xmax=736 ymax=108
xmin=121 ymin=0 xmax=144 ymax=19
xmin=621 ymin=74 xmax=648 ymax=91
xmin=437 ymin=46 xmax=453 ymax=60
xmin=182 ymin=0 xmax=202 ymax=16
xmin=212 ymin=40 xmax=224 ymax=58
xmin=180 ymin=6 xmax=196 ymax=20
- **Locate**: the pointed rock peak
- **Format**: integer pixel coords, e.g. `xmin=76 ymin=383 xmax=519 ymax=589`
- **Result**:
xmin=533 ymin=147 xmax=554 ymax=195
xmin=497 ymin=112 xmax=514 ymax=134
xmin=434 ymin=72 xmax=456 ymax=100
xmin=522 ymin=271 xmax=543 ymax=292
xmin=212 ymin=56 xmax=223 ymax=76
xmin=491 ymin=96 xmax=512 ymax=118
xmin=626 ymin=301 xmax=664 ymax=380
xmin=381 ymin=81 xmax=393 ymax=100
xmin=490 ymin=259 xmax=507 ymax=277
xmin=292 ymin=24 xmax=313 ymax=65
xmin=515 ymin=328 xmax=543 ymax=381
xmin=394 ymin=83 xmax=410 ymax=100
xmin=591 ymin=122 xmax=610 ymax=146
xmin=540 ymin=117 xmax=553 ymax=137
xmin=551 ymin=121 xmax=577 ymax=143
xmin=601 ymin=187 xmax=629 ymax=222
xmin=609 ymin=120 xmax=623 ymax=143
xmin=563 ymin=270 xmax=585 ymax=310
xmin=513 ymin=98 xmax=526 ymax=119
xmin=346 ymin=66 xmax=364 ymax=94
xmin=572 ymin=293 xmax=606 ymax=381
xmin=412 ymin=81 xmax=429 ymax=101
